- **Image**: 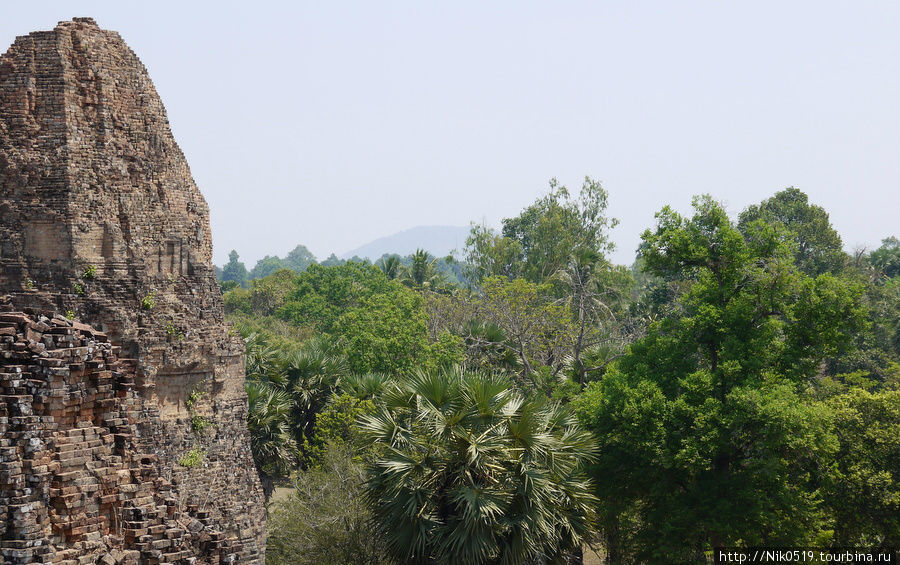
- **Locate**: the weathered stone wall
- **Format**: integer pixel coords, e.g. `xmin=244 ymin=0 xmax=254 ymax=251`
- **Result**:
xmin=0 ymin=18 xmax=265 ymax=564
xmin=0 ymin=306 xmax=254 ymax=564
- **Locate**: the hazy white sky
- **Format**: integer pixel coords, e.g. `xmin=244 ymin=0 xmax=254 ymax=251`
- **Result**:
xmin=2 ymin=1 xmax=898 ymax=267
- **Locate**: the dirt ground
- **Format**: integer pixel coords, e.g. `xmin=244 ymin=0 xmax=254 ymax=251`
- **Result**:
xmin=269 ymin=486 xmax=293 ymax=505
xmin=583 ymin=545 xmax=606 ymax=565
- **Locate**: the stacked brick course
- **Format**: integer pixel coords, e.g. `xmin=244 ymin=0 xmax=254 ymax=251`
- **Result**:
xmin=0 ymin=18 xmax=264 ymax=564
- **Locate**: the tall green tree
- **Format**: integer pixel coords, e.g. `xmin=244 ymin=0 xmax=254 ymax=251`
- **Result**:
xmin=277 ymin=263 xmax=394 ymax=333
xmin=477 ymin=276 xmax=574 ymax=381
xmin=221 ymin=249 xmax=249 ymax=287
xmin=465 ymin=176 xmax=617 ymax=284
xmin=284 ymin=244 xmax=318 ymax=272
xmin=738 ymin=187 xmax=845 ymax=276
xmin=824 ymin=386 xmax=900 ymax=546
xmin=333 ymin=287 xmax=431 ymax=374
xmin=869 ymin=236 xmax=900 ymax=280
xmin=248 ymin=244 xmax=318 ymax=280
xmin=576 ymin=196 xmax=866 ymax=563
xmin=465 ymin=224 xmax=524 ymax=282
xmin=275 ymin=262 xmax=451 ymax=375
xmin=249 ymin=255 xmax=288 ymax=280
xmin=360 ymin=368 xmax=597 ymax=565
xmin=502 ymin=177 xmax=617 ymax=283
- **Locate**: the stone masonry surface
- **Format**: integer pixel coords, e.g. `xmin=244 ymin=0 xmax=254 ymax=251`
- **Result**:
xmin=0 ymin=17 xmax=265 ymax=564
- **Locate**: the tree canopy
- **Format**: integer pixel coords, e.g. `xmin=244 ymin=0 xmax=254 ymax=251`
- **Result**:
xmin=577 ymin=195 xmax=866 ymax=561
xmin=738 ymin=186 xmax=845 ymax=276
xmin=222 ymin=183 xmax=898 ymax=565
xmin=466 ymin=176 xmax=617 ymax=284
xmin=221 ymin=249 xmax=249 ymax=287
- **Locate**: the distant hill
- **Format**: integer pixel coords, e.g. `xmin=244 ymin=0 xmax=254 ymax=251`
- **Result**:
xmin=341 ymin=225 xmax=471 ymax=260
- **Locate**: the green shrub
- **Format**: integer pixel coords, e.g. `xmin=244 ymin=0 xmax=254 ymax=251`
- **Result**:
xmin=266 ymin=441 xmax=387 ymax=565
xmin=302 ymin=394 xmax=375 ymax=465
xmin=178 ymin=447 xmax=204 ymax=468
xmin=166 ymin=321 xmax=185 ymax=341
xmin=191 ymin=414 xmax=214 ymax=434
xmin=223 ymin=286 xmax=251 ymax=315
xmin=186 ymin=389 xmax=206 ymax=411
xmin=141 ymin=292 xmax=156 ymax=310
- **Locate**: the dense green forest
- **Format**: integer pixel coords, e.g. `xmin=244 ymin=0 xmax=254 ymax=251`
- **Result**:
xmin=218 ymin=180 xmax=899 ymax=564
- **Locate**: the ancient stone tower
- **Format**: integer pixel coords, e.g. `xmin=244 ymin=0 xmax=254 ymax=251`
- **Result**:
xmin=0 ymin=18 xmax=265 ymax=564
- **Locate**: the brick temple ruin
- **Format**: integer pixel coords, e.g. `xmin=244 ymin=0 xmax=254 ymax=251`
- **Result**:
xmin=0 ymin=18 xmax=266 ymax=564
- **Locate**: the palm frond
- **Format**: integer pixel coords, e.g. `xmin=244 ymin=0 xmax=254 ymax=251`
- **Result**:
xmin=362 ymin=366 xmax=597 ymax=564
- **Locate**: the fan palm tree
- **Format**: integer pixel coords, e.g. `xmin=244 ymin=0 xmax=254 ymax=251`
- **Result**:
xmin=278 ymin=337 xmax=349 ymax=451
xmin=462 ymin=320 xmax=520 ymax=373
xmin=246 ymin=380 xmax=299 ymax=498
xmin=359 ymin=367 xmax=597 ymax=565
xmin=377 ymin=255 xmax=403 ymax=280
xmin=339 ymin=372 xmax=392 ymax=401
xmin=244 ymin=332 xmax=281 ymax=380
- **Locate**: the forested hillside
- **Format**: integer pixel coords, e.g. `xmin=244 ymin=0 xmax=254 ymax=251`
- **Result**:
xmin=220 ymin=179 xmax=899 ymax=564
